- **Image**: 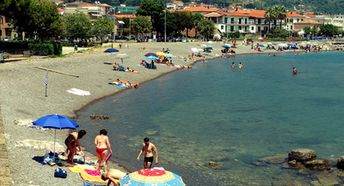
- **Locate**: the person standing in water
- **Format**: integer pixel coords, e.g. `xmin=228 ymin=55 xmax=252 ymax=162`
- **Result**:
xmin=231 ymin=62 xmax=235 ymax=71
xmin=136 ymin=137 xmax=158 ymax=168
xmin=292 ymin=66 xmax=298 ymax=76
xmin=95 ymin=129 xmax=112 ymax=169
xmin=238 ymin=62 xmax=243 ymax=70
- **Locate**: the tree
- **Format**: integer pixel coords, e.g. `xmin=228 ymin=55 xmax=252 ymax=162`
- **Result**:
xmin=264 ymin=7 xmax=276 ymax=32
xmin=320 ymin=24 xmax=339 ymax=37
xmin=136 ymin=0 xmax=163 ymax=34
xmin=272 ymin=5 xmax=287 ymax=30
xmin=63 ymin=13 xmax=92 ymax=41
xmin=192 ymin=13 xmax=203 ymax=38
xmin=198 ymin=19 xmax=215 ymax=41
xmin=303 ymin=26 xmax=315 ymax=35
xmin=2 ymin=0 xmax=63 ymax=39
xmin=91 ymin=17 xmax=114 ymax=42
xmin=131 ymin=16 xmax=152 ymax=40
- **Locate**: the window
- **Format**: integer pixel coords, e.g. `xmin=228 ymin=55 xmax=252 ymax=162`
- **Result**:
xmin=238 ymin=18 xmax=242 ymax=24
xmin=245 ymin=19 xmax=247 ymax=24
xmin=251 ymin=26 xmax=254 ymax=30
xmin=258 ymin=19 xmax=261 ymax=24
xmin=224 ymin=17 xmax=228 ymax=23
xmin=244 ymin=26 xmax=248 ymax=31
xmin=290 ymin=25 xmax=293 ymax=29
xmin=221 ymin=25 xmax=224 ymax=30
xmin=238 ymin=26 xmax=242 ymax=30
xmin=230 ymin=26 xmax=234 ymax=31
xmin=290 ymin=19 xmax=293 ymax=22
xmin=297 ymin=19 xmax=299 ymax=22
xmin=257 ymin=27 xmax=261 ymax=32
xmin=231 ymin=18 xmax=234 ymax=24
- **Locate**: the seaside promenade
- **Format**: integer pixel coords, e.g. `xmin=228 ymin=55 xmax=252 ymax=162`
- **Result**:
xmin=0 ymin=41 xmax=329 ymax=185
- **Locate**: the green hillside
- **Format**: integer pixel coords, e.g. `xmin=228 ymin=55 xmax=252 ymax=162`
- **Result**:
xmin=105 ymin=0 xmax=344 ymax=14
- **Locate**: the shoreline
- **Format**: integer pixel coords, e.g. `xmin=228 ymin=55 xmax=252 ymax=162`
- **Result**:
xmin=0 ymin=41 xmax=335 ymax=185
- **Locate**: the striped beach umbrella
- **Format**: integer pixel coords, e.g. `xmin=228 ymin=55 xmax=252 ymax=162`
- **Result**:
xmin=116 ymin=53 xmax=129 ymax=63
xmin=120 ymin=167 xmax=185 ymax=186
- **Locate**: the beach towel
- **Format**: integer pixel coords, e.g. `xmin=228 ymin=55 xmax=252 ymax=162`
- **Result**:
xmin=80 ymin=171 xmax=108 ymax=184
xmin=69 ymin=164 xmax=96 ymax=173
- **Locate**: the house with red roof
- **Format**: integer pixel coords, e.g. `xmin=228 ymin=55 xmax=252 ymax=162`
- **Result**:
xmin=285 ymin=12 xmax=306 ymax=31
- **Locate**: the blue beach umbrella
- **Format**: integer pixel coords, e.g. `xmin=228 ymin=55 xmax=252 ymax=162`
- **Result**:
xmin=146 ymin=55 xmax=158 ymax=60
xmin=104 ymin=48 xmax=119 ymax=53
xmin=120 ymin=168 xmax=185 ymax=186
xmin=144 ymin=52 xmax=158 ymax=57
xmin=33 ymin=114 xmax=79 ymax=153
xmin=222 ymin=44 xmax=231 ymax=48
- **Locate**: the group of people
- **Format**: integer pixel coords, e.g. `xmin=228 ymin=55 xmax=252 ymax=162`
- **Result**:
xmin=231 ymin=62 xmax=244 ymax=71
xmin=64 ymin=130 xmax=159 ymax=185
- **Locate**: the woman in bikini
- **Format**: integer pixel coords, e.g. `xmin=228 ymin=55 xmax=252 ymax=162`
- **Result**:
xmin=64 ymin=130 xmax=86 ymax=164
xmin=95 ymin=129 xmax=112 ymax=169
xmin=136 ymin=137 xmax=158 ymax=168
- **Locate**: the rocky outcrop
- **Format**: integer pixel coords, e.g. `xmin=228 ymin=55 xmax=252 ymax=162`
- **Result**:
xmin=304 ymin=159 xmax=330 ymax=171
xmin=288 ymin=148 xmax=316 ymax=162
xmin=208 ymin=161 xmax=223 ymax=169
xmin=337 ymin=156 xmax=344 ymax=170
xmin=89 ymin=114 xmax=109 ymax=120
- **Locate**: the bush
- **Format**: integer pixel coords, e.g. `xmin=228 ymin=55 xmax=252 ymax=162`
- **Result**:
xmin=28 ymin=42 xmax=54 ymax=56
xmin=0 ymin=41 xmax=62 ymax=56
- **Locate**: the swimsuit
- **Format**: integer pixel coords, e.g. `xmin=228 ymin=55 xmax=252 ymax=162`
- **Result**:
xmin=96 ymin=147 xmax=107 ymax=154
xmin=144 ymin=156 xmax=154 ymax=163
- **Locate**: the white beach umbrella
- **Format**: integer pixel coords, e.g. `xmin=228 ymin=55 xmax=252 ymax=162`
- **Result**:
xmin=191 ymin=48 xmax=199 ymax=53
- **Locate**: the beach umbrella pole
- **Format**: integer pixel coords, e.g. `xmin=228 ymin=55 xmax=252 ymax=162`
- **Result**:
xmin=54 ymin=130 xmax=56 ymax=156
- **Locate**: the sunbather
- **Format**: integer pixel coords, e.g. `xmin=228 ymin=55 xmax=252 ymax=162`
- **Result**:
xmin=101 ymin=168 xmax=127 ymax=186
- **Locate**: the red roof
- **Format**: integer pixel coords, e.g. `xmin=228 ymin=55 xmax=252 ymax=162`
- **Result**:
xmin=114 ymin=14 xmax=136 ymax=19
xmin=221 ymin=9 xmax=266 ymax=18
xmin=182 ymin=6 xmax=219 ymax=12
xmin=287 ymin=12 xmax=305 ymax=18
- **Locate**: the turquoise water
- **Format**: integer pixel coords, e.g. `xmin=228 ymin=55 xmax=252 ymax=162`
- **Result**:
xmin=77 ymin=52 xmax=344 ymax=185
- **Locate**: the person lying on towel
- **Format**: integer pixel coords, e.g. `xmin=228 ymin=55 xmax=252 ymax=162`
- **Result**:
xmin=101 ymin=168 xmax=127 ymax=186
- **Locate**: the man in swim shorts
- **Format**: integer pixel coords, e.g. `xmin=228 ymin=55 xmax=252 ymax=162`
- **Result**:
xmin=136 ymin=137 xmax=158 ymax=168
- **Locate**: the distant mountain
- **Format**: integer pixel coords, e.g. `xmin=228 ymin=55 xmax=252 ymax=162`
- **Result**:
xmin=100 ymin=0 xmax=344 ymax=14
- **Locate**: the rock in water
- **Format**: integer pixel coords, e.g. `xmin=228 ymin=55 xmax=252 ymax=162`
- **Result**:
xmin=208 ymin=161 xmax=223 ymax=169
xmin=337 ymin=156 xmax=344 ymax=170
xmin=288 ymin=148 xmax=316 ymax=162
xmin=304 ymin=159 xmax=330 ymax=171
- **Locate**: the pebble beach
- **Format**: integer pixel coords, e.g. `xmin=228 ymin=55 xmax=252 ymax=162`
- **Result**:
xmin=0 ymin=41 xmax=330 ymax=185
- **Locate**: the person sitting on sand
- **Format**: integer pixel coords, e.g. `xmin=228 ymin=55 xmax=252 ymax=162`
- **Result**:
xmin=101 ymin=168 xmax=128 ymax=186
xmin=64 ymin=130 xmax=86 ymax=164
xmin=126 ymin=67 xmax=134 ymax=72
xmin=95 ymin=129 xmax=112 ymax=169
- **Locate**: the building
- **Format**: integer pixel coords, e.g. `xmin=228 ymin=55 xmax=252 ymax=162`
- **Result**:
xmin=64 ymin=2 xmax=112 ymax=19
xmin=316 ymin=14 xmax=344 ymax=31
xmin=179 ymin=6 xmax=219 ymax=15
xmin=0 ymin=16 xmax=15 ymax=40
xmin=285 ymin=12 xmax=306 ymax=31
xmin=293 ymin=19 xmax=322 ymax=34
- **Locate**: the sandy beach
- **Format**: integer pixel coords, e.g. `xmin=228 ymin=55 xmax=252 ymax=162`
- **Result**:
xmin=0 ymin=41 xmax=331 ymax=185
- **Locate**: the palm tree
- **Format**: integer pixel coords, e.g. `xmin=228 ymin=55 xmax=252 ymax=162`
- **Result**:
xmin=272 ymin=5 xmax=287 ymax=30
xmin=264 ymin=7 xmax=276 ymax=32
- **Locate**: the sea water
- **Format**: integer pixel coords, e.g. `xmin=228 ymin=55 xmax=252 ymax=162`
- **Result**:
xmin=77 ymin=52 xmax=344 ymax=185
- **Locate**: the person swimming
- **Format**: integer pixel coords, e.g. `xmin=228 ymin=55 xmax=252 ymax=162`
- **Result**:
xmin=292 ymin=66 xmax=298 ymax=76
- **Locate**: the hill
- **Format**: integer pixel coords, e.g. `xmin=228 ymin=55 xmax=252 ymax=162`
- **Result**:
xmin=102 ymin=0 xmax=344 ymax=14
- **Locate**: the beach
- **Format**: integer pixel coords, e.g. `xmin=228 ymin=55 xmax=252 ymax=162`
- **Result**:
xmin=0 ymin=41 xmax=331 ymax=185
